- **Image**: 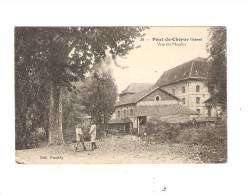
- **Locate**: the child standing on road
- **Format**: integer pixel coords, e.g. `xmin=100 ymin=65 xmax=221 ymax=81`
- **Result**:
xmin=89 ymin=121 xmax=97 ymax=151
xmin=75 ymin=124 xmax=86 ymax=152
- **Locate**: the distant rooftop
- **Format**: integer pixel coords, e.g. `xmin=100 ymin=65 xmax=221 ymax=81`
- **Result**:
xmin=120 ymin=83 xmax=153 ymax=95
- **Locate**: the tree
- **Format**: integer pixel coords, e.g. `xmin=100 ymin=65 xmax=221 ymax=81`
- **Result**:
xmin=15 ymin=28 xmax=51 ymax=148
xmin=79 ymin=63 xmax=118 ymax=137
xmin=15 ymin=27 xmax=145 ymax=146
xmin=207 ymin=26 xmax=227 ymax=110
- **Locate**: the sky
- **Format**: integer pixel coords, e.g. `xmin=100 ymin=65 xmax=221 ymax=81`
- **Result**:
xmin=108 ymin=27 xmax=210 ymax=93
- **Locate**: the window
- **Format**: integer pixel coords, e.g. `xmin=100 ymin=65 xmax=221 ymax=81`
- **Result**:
xmin=155 ymin=95 xmax=161 ymax=101
xmin=172 ymin=89 xmax=175 ymax=95
xmin=182 ymin=86 xmax=185 ymax=93
xmin=196 ymin=109 xmax=200 ymax=114
xmin=123 ymin=110 xmax=126 ymax=118
xmin=130 ymin=109 xmax=133 ymax=117
xmin=208 ymin=107 xmax=211 ymax=117
xmin=182 ymin=98 xmax=185 ymax=104
xmin=117 ymin=110 xmax=120 ymax=118
xmin=196 ymin=85 xmax=200 ymax=92
xmin=196 ymin=97 xmax=200 ymax=104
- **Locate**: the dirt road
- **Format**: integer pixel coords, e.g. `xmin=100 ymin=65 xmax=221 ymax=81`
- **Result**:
xmin=16 ymin=135 xmax=200 ymax=164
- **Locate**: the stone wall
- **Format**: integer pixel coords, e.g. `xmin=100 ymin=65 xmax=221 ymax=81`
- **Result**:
xmin=161 ymin=79 xmax=211 ymax=116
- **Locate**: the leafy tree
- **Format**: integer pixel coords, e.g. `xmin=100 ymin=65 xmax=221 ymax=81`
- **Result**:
xmin=15 ymin=29 xmax=50 ymax=148
xmin=207 ymin=26 xmax=227 ymax=110
xmin=15 ymin=27 xmax=145 ymax=146
xmin=80 ymin=63 xmax=118 ymax=137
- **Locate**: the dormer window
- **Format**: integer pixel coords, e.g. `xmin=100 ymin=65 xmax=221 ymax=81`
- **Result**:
xmin=155 ymin=95 xmax=161 ymax=101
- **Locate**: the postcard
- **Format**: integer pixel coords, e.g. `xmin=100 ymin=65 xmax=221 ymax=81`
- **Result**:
xmin=15 ymin=26 xmax=227 ymax=164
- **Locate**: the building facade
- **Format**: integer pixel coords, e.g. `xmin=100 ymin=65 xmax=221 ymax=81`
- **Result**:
xmin=159 ymin=79 xmax=210 ymax=115
xmin=108 ymin=57 xmax=215 ymax=133
xmin=108 ymin=86 xmax=197 ymax=133
xmin=155 ymin=57 xmax=212 ymax=116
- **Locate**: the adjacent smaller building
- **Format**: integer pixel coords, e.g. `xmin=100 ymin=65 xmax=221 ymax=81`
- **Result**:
xmin=108 ymin=85 xmax=198 ymax=134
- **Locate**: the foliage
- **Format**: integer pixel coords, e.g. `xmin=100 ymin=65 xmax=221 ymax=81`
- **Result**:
xmin=62 ymin=94 xmax=78 ymax=143
xmin=15 ymin=27 xmax=146 ymax=148
xmin=143 ymin=119 xmax=227 ymax=163
xmin=144 ymin=118 xmax=226 ymax=144
xmin=63 ymin=64 xmax=118 ymax=140
xmin=144 ymin=118 xmax=181 ymax=143
xmin=15 ymin=51 xmax=50 ymax=148
xmin=84 ymin=72 xmax=117 ymax=137
xmin=61 ymin=62 xmax=118 ymax=141
xmin=207 ymin=27 xmax=227 ymax=110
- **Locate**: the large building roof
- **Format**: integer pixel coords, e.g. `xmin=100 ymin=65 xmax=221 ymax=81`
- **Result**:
xmin=120 ymin=83 xmax=153 ymax=95
xmin=154 ymin=57 xmax=210 ymax=87
xmin=136 ymin=104 xmax=198 ymax=117
xmin=115 ymin=87 xmax=179 ymax=107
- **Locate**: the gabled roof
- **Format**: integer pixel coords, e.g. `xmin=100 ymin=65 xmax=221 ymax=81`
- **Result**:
xmin=120 ymin=83 xmax=153 ymax=95
xmin=115 ymin=87 xmax=180 ymax=107
xmin=136 ymin=104 xmax=198 ymax=117
xmin=154 ymin=57 xmax=210 ymax=87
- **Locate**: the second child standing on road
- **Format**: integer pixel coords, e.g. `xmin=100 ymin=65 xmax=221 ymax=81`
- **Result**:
xmin=89 ymin=121 xmax=97 ymax=151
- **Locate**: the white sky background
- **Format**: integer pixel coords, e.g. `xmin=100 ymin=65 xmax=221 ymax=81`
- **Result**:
xmin=109 ymin=27 xmax=209 ymax=93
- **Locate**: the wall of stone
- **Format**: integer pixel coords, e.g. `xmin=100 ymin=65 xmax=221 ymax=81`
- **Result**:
xmin=161 ymin=79 xmax=211 ymax=115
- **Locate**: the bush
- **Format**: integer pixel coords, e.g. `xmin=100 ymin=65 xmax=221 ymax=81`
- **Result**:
xmin=143 ymin=118 xmax=227 ymax=163
xmin=16 ymin=127 xmax=47 ymax=149
xmin=144 ymin=118 xmax=181 ymax=143
xmin=144 ymin=118 xmax=227 ymax=146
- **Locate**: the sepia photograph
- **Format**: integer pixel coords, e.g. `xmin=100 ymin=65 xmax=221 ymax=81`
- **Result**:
xmin=15 ymin=26 xmax=227 ymax=164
